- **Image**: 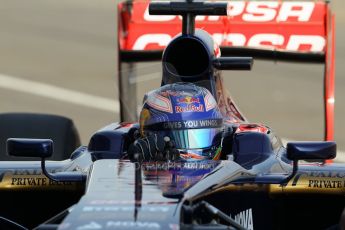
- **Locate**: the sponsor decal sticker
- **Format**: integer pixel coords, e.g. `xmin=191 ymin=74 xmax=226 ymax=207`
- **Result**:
xmin=231 ymin=208 xmax=254 ymax=230
xmin=75 ymin=221 xmax=161 ymax=229
xmin=175 ymin=96 xmax=203 ymax=113
xmin=132 ymin=33 xmax=325 ymax=52
xmin=292 ymin=171 xmax=345 ymax=186
xmin=10 ymin=176 xmax=74 ymax=186
xmin=82 ymin=205 xmax=170 ymax=213
xmin=126 ymin=2 xmax=326 ymax=52
xmin=142 ymin=161 xmax=218 ymax=171
xmin=145 ymin=2 xmax=315 ymax=22
xmin=175 ymin=104 xmax=204 ymax=113
xmin=157 ymin=119 xmax=222 ymax=130
xmin=11 ymin=177 xmax=48 ymax=186
xmin=0 ymin=169 xmax=76 ymax=188
xmin=106 ymin=221 xmax=160 ymax=229
xmin=89 ymin=199 xmax=176 ymax=205
xmin=177 ymin=96 xmax=200 ymax=104
xmin=289 ymin=171 xmax=345 ymax=191
xmin=308 ymin=179 xmax=344 ymax=189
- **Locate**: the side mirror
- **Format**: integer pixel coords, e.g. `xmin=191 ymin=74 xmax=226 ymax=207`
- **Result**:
xmin=213 ymin=57 xmax=253 ymax=70
xmin=7 ymin=138 xmax=53 ymax=158
xmin=7 ymin=138 xmax=85 ymax=183
xmin=281 ymin=141 xmax=336 ymax=185
xmin=286 ymin=141 xmax=336 ymax=161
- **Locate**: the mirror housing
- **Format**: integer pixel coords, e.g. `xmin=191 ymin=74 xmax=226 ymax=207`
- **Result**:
xmin=286 ymin=141 xmax=336 ymax=161
xmin=281 ymin=141 xmax=336 ymax=185
xmin=213 ymin=57 xmax=253 ymax=70
xmin=7 ymin=138 xmax=86 ymax=182
xmin=7 ymin=138 xmax=53 ymax=158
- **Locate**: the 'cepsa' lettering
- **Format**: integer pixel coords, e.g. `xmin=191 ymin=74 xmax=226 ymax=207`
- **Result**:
xmin=132 ymin=33 xmax=325 ymax=52
xmin=144 ymin=2 xmax=315 ymax=22
xmin=132 ymin=2 xmax=324 ymax=52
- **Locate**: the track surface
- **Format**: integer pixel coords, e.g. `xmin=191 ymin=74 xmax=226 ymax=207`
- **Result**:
xmin=0 ymin=0 xmax=344 ymax=161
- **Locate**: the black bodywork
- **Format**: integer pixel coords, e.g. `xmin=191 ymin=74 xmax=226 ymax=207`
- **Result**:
xmin=0 ymin=1 xmax=344 ymax=230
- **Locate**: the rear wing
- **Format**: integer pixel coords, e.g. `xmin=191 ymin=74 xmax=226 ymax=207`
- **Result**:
xmin=117 ymin=0 xmax=335 ymax=142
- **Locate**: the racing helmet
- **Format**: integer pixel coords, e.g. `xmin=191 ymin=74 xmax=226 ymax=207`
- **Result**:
xmin=139 ymin=83 xmax=224 ymax=160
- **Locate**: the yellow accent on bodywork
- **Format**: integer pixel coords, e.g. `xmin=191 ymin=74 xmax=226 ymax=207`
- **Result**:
xmin=0 ymin=171 xmax=82 ymax=191
xmin=209 ymin=175 xmax=345 ymax=196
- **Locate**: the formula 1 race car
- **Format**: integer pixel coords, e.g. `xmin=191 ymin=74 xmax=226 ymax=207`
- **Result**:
xmin=0 ymin=1 xmax=344 ymax=230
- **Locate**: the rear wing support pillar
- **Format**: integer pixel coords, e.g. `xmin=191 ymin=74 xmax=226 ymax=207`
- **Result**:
xmin=324 ymin=12 xmax=336 ymax=163
xmin=119 ymin=62 xmax=138 ymax=122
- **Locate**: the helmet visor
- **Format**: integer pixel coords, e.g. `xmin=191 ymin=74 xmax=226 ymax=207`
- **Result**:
xmin=165 ymin=128 xmax=221 ymax=149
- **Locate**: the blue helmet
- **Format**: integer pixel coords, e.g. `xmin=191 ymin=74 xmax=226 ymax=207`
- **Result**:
xmin=139 ymin=83 xmax=223 ymax=160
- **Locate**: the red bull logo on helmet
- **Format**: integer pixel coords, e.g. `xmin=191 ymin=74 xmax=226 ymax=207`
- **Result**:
xmin=175 ymin=96 xmax=204 ymax=113
xmin=177 ymin=96 xmax=200 ymax=104
xmin=175 ymin=104 xmax=204 ymax=113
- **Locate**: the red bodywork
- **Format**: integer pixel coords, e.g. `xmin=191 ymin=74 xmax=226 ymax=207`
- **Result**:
xmin=236 ymin=124 xmax=269 ymax=134
xmin=119 ymin=1 xmax=328 ymax=52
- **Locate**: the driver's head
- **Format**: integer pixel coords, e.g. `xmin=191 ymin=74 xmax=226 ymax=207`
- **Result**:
xmin=139 ymin=83 xmax=223 ymax=160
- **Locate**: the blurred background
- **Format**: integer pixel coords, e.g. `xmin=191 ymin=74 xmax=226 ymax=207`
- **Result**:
xmin=0 ymin=0 xmax=344 ymax=161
